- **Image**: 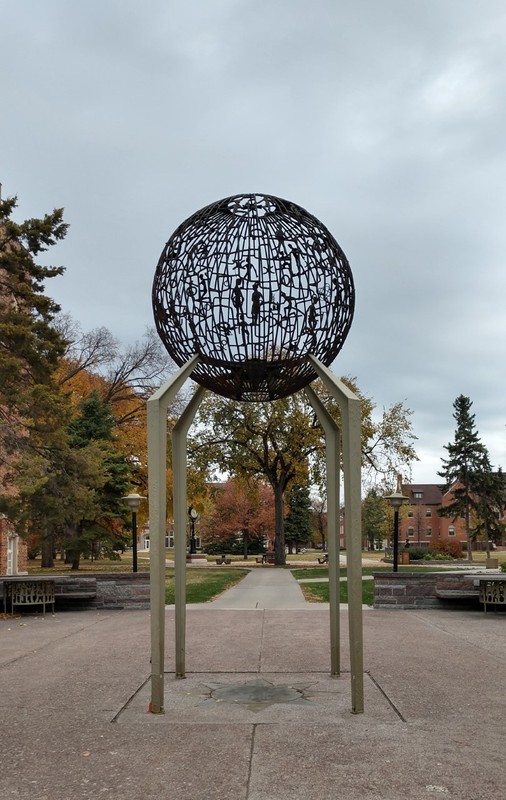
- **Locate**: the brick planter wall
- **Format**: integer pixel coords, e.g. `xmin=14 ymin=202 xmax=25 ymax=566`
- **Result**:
xmin=95 ymin=573 xmax=151 ymax=609
xmin=373 ymin=571 xmax=480 ymax=609
xmin=17 ymin=573 xmax=152 ymax=610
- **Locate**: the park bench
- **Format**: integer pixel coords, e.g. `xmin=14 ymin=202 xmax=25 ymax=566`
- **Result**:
xmin=434 ymin=587 xmax=479 ymax=601
xmin=215 ymin=556 xmax=232 ymax=565
xmin=256 ymin=553 xmax=275 ymax=564
xmin=478 ymin=575 xmax=506 ymax=613
xmin=2 ymin=578 xmax=55 ymax=616
xmin=2 ymin=576 xmax=98 ymax=615
xmin=435 ymin=576 xmax=480 ymax=604
xmin=318 ymin=554 xmax=329 ymax=564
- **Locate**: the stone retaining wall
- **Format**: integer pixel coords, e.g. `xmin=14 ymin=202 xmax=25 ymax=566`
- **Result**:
xmin=95 ymin=573 xmax=151 ymax=609
xmin=373 ymin=571 xmax=480 ymax=609
xmin=52 ymin=573 xmax=151 ymax=610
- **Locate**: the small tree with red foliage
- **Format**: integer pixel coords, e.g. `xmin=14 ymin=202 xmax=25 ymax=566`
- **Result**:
xmin=200 ymin=478 xmax=275 ymax=558
xmin=432 ymin=538 xmax=463 ymax=559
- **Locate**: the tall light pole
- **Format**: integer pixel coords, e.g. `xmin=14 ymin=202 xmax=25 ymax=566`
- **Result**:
xmin=385 ymin=478 xmax=409 ymax=573
xmin=188 ymin=505 xmax=198 ymax=555
xmin=123 ymin=493 xmax=146 ymax=573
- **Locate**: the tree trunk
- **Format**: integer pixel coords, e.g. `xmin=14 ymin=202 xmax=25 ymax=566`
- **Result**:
xmin=465 ymin=498 xmax=473 ymax=562
xmin=273 ymin=483 xmax=286 ymax=566
xmin=41 ymin=536 xmax=55 ymax=569
xmin=71 ymin=554 xmax=81 ymax=571
xmin=243 ymin=528 xmax=249 ymax=560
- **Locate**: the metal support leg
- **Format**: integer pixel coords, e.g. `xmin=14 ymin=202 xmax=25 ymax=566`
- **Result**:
xmin=172 ymin=385 xmax=206 ymax=677
xmin=147 ymin=356 xmax=200 ymax=714
xmin=305 ymin=385 xmax=341 ymax=676
xmin=308 ymin=356 xmax=364 ymax=714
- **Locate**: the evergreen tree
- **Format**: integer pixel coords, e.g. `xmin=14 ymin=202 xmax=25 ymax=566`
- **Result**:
xmin=0 ymin=195 xmax=74 ymax=564
xmin=472 ymin=467 xmax=506 ymax=553
xmin=438 ymin=395 xmax=497 ymax=560
xmin=284 ymin=483 xmax=313 ymax=553
xmin=64 ymin=391 xmax=134 ymax=568
xmin=362 ymin=488 xmax=388 ymax=551
xmin=0 ymin=195 xmax=68 ymax=444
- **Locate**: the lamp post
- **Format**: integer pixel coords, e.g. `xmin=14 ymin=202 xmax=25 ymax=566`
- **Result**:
xmin=123 ymin=493 xmax=146 ymax=573
xmin=188 ymin=505 xmax=198 ymax=554
xmin=385 ymin=478 xmax=409 ymax=573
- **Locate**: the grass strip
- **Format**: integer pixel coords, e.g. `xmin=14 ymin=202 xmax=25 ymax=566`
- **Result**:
xmin=164 ymin=568 xmax=248 ymax=604
xmin=291 ymin=565 xmax=464 ymax=581
xmin=300 ymin=581 xmax=375 ymax=606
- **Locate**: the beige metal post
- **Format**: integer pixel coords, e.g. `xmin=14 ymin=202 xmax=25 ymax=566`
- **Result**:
xmin=172 ymin=385 xmax=206 ymax=677
xmin=304 ymin=385 xmax=341 ymax=676
xmin=147 ymin=355 xmax=200 ymax=714
xmin=308 ymin=356 xmax=364 ymax=714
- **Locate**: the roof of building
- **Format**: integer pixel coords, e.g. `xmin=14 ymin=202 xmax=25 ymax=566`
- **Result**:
xmin=402 ymin=483 xmax=444 ymax=505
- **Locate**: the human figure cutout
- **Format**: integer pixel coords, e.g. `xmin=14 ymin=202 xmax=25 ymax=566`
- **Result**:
xmin=251 ymin=282 xmax=263 ymax=325
xmin=232 ymin=278 xmax=245 ymax=324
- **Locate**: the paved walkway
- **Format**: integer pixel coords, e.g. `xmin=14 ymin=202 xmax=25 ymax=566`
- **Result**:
xmin=208 ymin=566 xmax=309 ymax=609
xmin=1 ymin=587 xmax=505 ymax=799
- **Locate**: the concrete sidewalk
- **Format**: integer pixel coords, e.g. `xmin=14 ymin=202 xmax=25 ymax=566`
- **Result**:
xmin=207 ymin=565 xmax=309 ymax=608
xmin=1 ymin=598 xmax=504 ymax=799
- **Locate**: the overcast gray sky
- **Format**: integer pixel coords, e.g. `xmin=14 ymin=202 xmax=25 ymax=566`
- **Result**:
xmin=2 ymin=0 xmax=505 ymax=483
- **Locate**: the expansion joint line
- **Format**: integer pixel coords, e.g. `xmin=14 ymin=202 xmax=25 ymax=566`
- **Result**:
xmin=258 ymin=609 xmax=266 ymax=673
xmin=245 ymin=723 xmax=258 ymax=799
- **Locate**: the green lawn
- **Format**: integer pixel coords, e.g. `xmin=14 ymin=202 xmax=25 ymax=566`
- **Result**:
xmin=293 ymin=564 xmax=469 ymax=606
xmin=164 ymin=568 xmax=249 ymax=604
xmin=27 ymin=555 xmax=151 ymax=574
xmin=291 ymin=565 xmax=468 ymax=581
xmin=300 ymin=581 xmax=375 ymax=606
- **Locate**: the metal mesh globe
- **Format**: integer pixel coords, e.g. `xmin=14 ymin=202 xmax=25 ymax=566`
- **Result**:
xmin=152 ymin=193 xmax=355 ymax=401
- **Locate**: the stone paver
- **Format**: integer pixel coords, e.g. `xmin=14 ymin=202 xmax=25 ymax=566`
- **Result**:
xmin=209 ymin=566 xmax=308 ymax=609
xmin=1 ymin=586 xmax=504 ymax=799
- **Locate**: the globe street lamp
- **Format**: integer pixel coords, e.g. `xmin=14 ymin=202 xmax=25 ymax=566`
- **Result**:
xmin=122 ymin=493 xmax=146 ymax=573
xmin=188 ymin=505 xmax=199 ymax=555
xmin=385 ymin=479 xmax=409 ymax=573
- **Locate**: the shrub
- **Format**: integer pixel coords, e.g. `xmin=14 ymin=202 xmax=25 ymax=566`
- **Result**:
xmin=431 ymin=539 xmax=463 ymax=559
xmin=500 ymin=562 xmax=506 ymax=573
xmin=406 ymin=547 xmax=428 ymax=561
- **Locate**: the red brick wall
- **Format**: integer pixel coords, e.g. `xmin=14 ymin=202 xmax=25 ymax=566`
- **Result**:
xmin=0 ymin=516 xmax=28 ymax=575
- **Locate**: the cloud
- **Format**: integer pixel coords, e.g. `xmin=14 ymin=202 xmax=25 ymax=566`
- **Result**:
xmin=1 ymin=0 xmax=505 ymax=480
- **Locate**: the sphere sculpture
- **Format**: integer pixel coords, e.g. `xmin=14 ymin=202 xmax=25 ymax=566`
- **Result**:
xmin=152 ymin=193 xmax=354 ymax=401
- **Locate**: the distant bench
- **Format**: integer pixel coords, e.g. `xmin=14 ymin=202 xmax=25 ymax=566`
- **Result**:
xmin=215 ymin=556 xmax=232 ymax=565
xmin=256 ymin=553 xmax=275 ymax=564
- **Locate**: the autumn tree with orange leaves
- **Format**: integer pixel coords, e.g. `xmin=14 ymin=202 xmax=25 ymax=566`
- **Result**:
xmin=199 ymin=477 xmax=275 ymax=558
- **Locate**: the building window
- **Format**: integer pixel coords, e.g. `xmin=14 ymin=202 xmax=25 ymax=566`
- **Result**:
xmin=426 ymin=527 xmax=432 ymax=537
xmin=413 ymin=492 xmax=423 ymax=499
xmin=448 ymin=526 xmax=455 ymax=536
xmin=407 ymin=510 xmax=414 ymax=517
xmin=425 ymin=509 xmax=432 ymax=517
xmin=407 ymin=527 xmax=414 ymax=537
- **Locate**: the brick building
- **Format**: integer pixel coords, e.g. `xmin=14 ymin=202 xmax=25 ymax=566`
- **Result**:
xmin=398 ymin=482 xmax=505 ymax=549
xmin=0 ymin=514 xmax=28 ymax=576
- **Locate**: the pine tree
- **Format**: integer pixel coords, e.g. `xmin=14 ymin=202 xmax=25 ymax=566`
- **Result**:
xmin=472 ymin=467 xmax=506 ymax=554
xmin=64 ymin=391 xmax=134 ymax=569
xmin=284 ymin=483 xmax=313 ymax=553
xmin=0 ymin=195 xmax=68 ymax=433
xmin=438 ymin=395 xmax=495 ymax=560
xmin=0 ymin=196 xmax=73 ymax=564
xmin=362 ymin=488 xmax=388 ymax=551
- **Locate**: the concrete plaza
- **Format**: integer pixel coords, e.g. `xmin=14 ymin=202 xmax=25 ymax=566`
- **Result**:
xmin=0 ymin=568 xmax=504 ymax=800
